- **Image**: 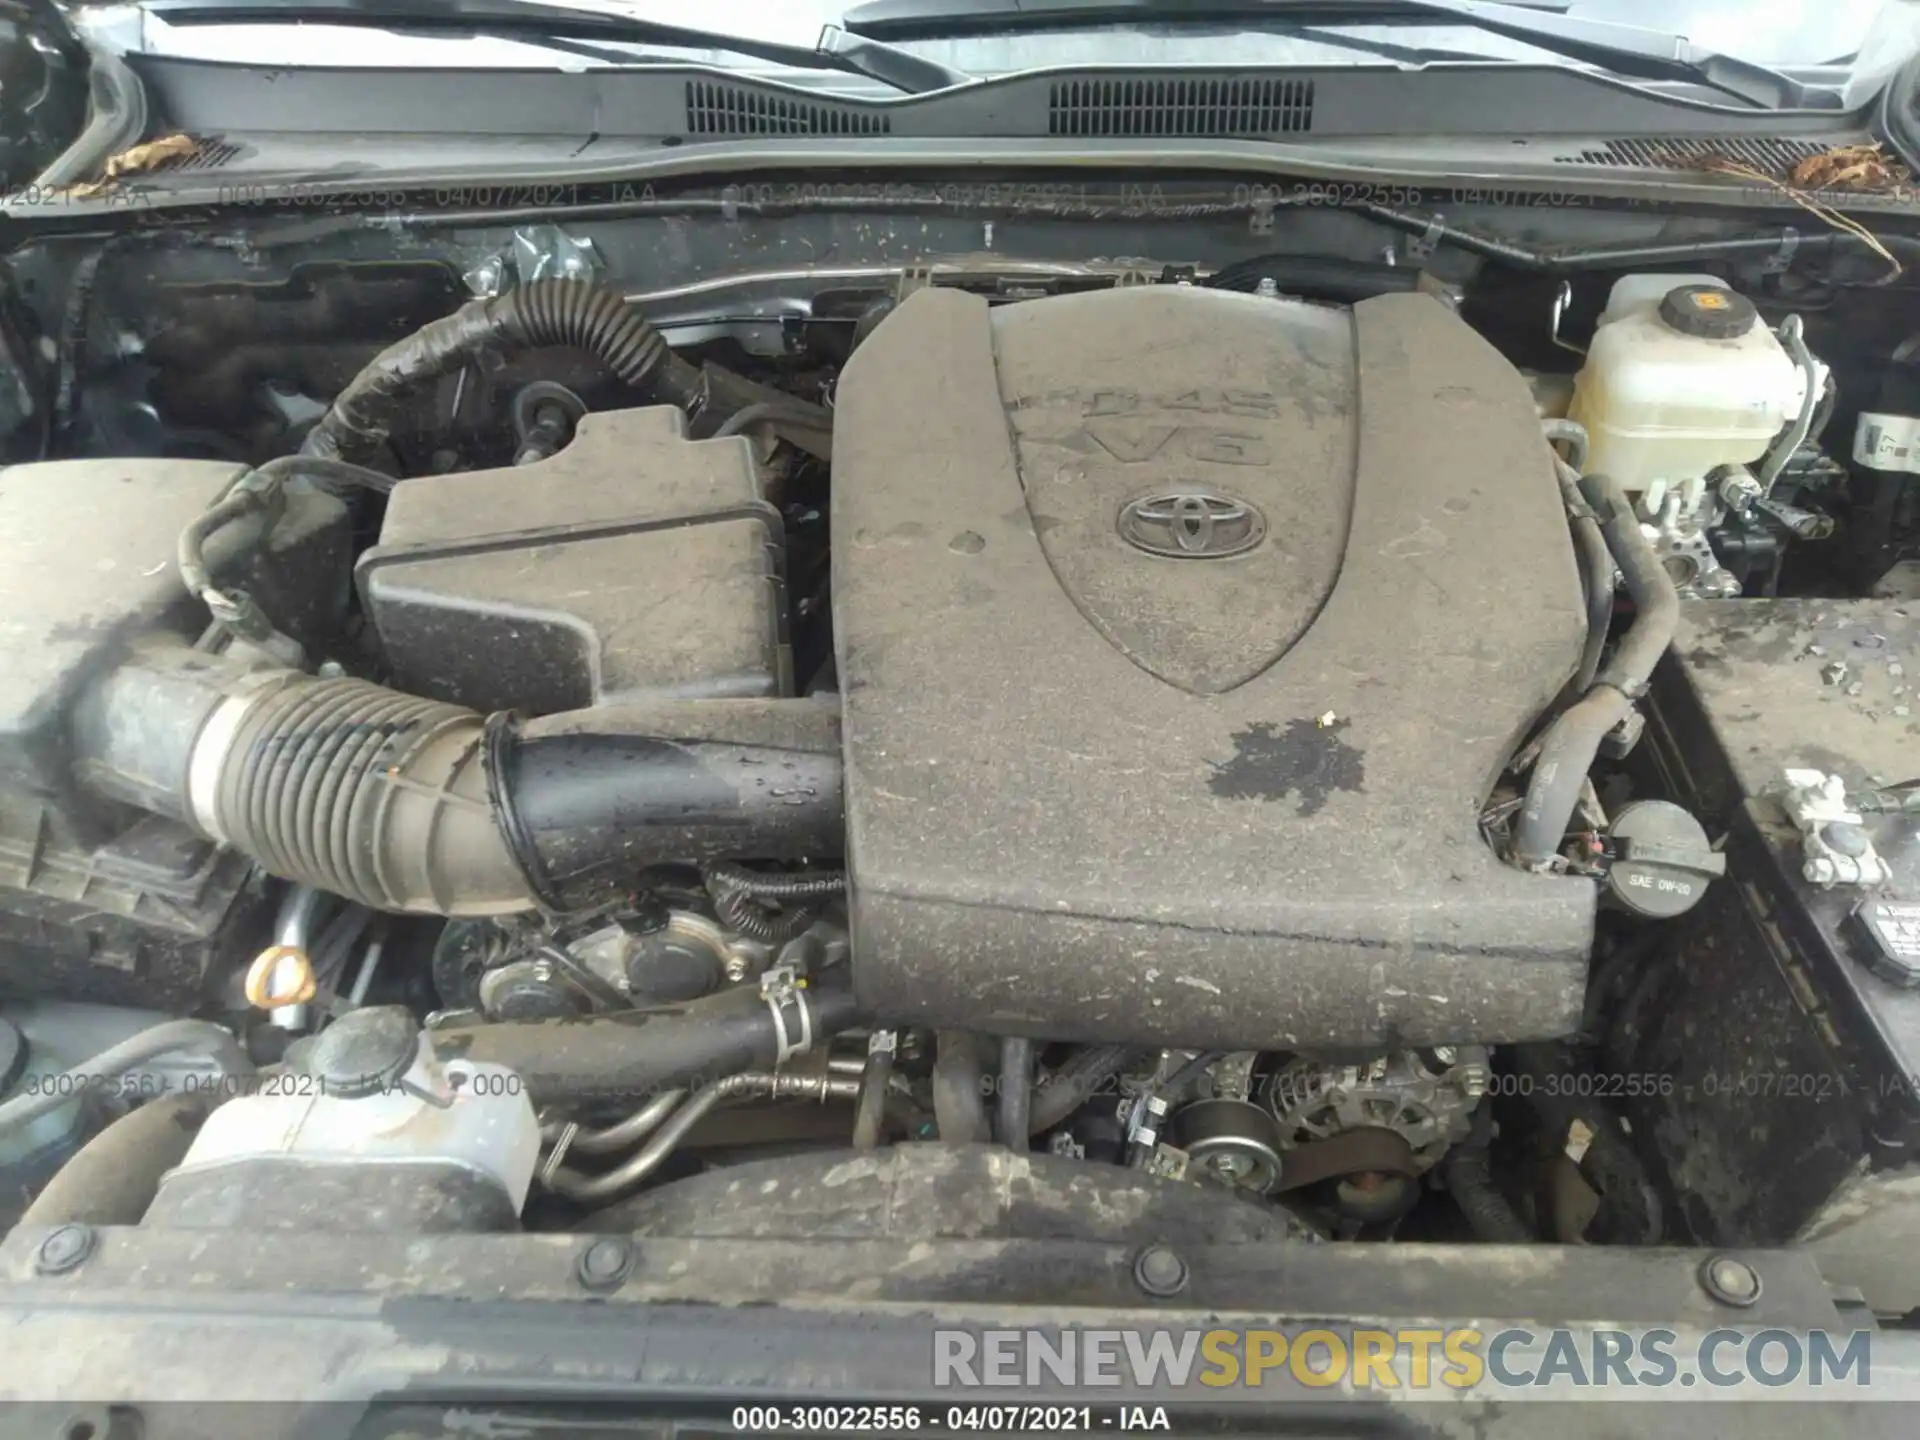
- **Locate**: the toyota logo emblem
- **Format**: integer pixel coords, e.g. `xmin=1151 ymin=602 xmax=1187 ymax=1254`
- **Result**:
xmin=1118 ymin=489 xmax=1266 ymax=558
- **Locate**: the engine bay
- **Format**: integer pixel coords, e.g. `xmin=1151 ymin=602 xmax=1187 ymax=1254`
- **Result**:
xmin=3 ymin=190 xmax=1920 ymax=1299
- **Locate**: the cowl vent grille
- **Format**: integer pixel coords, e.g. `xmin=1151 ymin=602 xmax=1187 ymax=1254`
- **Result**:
xmin=685 ymin=81 xmax=891 ymax=136
xmin=149 ymin=137 xmax=244 ymax=173
xmin=1049 ymin=77 xmax=1314 ymax=137
xmin=1554 ymin=136 xmax=1832 ymax=172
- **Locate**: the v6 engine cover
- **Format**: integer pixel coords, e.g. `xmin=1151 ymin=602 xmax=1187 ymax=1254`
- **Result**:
xmin=831 ymin=286 xmax=1593 ymax=1050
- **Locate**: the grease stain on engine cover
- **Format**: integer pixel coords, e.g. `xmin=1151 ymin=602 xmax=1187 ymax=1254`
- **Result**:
xmin=1209 ymin=717 xmax=1366 ymax=815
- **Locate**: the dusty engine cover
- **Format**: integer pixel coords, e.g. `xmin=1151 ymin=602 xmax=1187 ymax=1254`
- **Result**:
xmin=832 ymin=286 xmax=1594 ymax=1050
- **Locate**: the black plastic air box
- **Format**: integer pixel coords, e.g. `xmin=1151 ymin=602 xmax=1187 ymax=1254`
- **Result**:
xmin=358 ymin=406 xmax=790 ymax=716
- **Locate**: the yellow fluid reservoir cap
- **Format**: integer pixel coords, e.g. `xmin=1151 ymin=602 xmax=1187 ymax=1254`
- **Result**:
xmin=1658 ymin=283 xmax=1758 ymax=339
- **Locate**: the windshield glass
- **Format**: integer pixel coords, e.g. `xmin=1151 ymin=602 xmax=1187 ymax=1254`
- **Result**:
xmin=122 ymin=0 xmax=1919 ymax=78
xmin=648 ymin=0 xmax=1898 ymax=67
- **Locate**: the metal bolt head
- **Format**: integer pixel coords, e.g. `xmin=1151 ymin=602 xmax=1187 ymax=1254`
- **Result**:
xmin=35 ymin=1223 xmax=96 ymax=1276
xmin=1718 ymin=472 xmax=1762 ymax=512
xmin=1700 ymin=1254 xmax=1762 ymax=1307
xmin=724 ymin=954 xmax=751 ymax=983
xmin=1133 ymin=1244 xmax=1189 ymax=1298
xmin=576 ymin=1237 xmax=635 ymax=1292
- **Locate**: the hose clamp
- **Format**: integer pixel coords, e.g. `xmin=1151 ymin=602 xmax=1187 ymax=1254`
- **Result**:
xmin=1408 ymin=213 xmax=1446 ymax=262
xmin=1762 ymin=228 xmax=1801 ymax=275
xmin=760 ymin=965 xmax=814 ymax=1066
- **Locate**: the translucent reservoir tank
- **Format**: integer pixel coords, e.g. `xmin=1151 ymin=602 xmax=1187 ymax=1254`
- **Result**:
xmin=1567 ymin=275 xmax=1810 ymax=493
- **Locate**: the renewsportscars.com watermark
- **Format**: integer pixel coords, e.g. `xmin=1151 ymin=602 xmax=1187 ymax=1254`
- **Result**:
xmin=932 ymin=1326 xmax=1895 ymax=1400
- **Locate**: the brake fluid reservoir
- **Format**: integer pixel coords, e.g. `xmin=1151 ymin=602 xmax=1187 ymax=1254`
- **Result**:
xmin=1568 ymin=275 xmax=1809 ymax=493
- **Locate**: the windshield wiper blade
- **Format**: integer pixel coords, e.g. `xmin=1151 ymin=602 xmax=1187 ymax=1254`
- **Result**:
xmin=843 ymin=0 xmax=1833 ymax=110
xmin=140 ymin=0 xmax=972 ymax=93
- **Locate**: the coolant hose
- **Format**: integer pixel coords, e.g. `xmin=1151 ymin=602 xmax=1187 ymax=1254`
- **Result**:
xmin=1443 ymin=1111 xmax=1534 ymax=1244
xmin=303 ymin=279 xmax=701 ymax=465
xmin=996 ymin=1036 xmax=1034 ymax=1151
xmin=1512 ymin=472 xmax=1679 ymax=869
xmin=933 ymin=1031 xmax=989 ymax=1144
xmin=1581 ymin=473 xmax=1682 ymax=699
xmin=432 ymin=970 xmax=862 ymax=1106
xmin=1513 ymin=686 xmax=1634 ymax=869
xmin=20 ymin=1094 xmax=212 ymax=1226
xmin=1558 ymin=459 xmax=1615 ymax=695
xmin=1027 ymin=1044 xmax=1137 ymax=1136
xmin=70 ymin=644 xmax=844 ymax=917
xmin=1541 ymin=424 xmax=1613 ymax=694
xmin=852 ymin=1039 xmax=895 ymax=1151
xmin=0 ymin=1021 xmax=252 ymax=1137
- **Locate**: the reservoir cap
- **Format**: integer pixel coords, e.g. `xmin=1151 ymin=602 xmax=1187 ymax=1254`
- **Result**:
xmin=299 ymin=1005 xmax=419 ymax=1098
xmin=1604 ymin=800 xmax=1726 ymax=919
xmin=1658 ymin=284 xmax=1758 ymax=340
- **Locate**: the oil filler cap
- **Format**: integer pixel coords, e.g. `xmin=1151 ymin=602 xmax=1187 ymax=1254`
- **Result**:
xmin=1603 ymin=800 xmax=1726 ymax=919
xmin=1658 ymin=284 xmax=1758 ymax=340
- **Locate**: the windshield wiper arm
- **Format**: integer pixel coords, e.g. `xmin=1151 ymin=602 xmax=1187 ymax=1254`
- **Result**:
xmin=140 ymin=0 xmax=972 ymax=93
xmin=843 ymin=0 xmax=1832 ymax=110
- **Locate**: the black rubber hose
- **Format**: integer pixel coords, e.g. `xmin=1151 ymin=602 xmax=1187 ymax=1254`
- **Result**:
xmin=933 ymin=1030 xmax=989 ymax=1144
xmin=852 ymin=1041 xmax=895 ymax=1151
xmin=703 ymin=862 xmax=845 ymax=945
xmin=1514 ymin=687 xmax=1634 ymax=869
xmin=1582 ymin=473 xmax=1682 ymax=699
xmin=1201 ymin=254 xmax=1423 ymax=303
xmin=303 ymin=279 xmax=700 ymax=465
xmin=996 ymin=1036 xmax=1034 ymax=1152
xmin=1553 ymin=456 xmax=1614 ymax=694
xmin=21 ymin=1094 xmax=212 ymax=1226
xmin=1442 ymin=1110 xmax=1534 ymax=1244
xmin=499 ymin=702 xmax=844 ymax=912
xmin=433 ymin=970 xmax=861 ymax=1107
xmin=1512 ymin=473 xmax=1680 ymax=869
xmin=1027 ymin=1044 xmax=1137 ymax=1135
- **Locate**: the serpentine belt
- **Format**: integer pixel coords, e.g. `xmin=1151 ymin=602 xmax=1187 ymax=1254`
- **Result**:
xmin=1272 ymin=1127 xmax=1418 ymax=1191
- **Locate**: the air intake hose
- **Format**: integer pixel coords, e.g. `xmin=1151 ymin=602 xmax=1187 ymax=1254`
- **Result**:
xmin=71 ymin=644 xmax=843 ymax=916
xmin=302 ymin=279 xmax=701 ymax=465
